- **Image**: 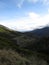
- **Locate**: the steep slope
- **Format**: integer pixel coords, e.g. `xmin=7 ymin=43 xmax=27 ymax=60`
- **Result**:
xmin=0 ymin=25 xmax=34 ymax=53
xmin=0 ymin=25 xmax=23 ymax=50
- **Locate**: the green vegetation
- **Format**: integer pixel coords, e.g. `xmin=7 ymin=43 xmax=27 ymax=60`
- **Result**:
xmin=0 ymin=25 xmax=49 ymax=65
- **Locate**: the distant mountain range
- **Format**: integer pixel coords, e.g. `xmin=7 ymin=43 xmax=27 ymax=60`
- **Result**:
xmin=24 ymin=26 xmax=49 ymax=37
xmin=0 ymin=24 xmax=49 ymax=37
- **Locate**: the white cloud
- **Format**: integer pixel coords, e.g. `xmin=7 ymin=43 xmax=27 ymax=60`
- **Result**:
xmin=0 ymin=0 xmax=49 ymax=9
xmin=28 ymin=12 xmax=40 ymax=19
xmin=28 ymin=0 xmax=49 ymax=5
xmin=16 ymin=0 xmax=24 ymax=8
xmin=0 ymin=12 xmax=49 ymax=31
xmin=12 ymin=0 xmax=25 ymax=8
xmin=13 ymin=0 xmax=49 ymax=8
xmin=48 ymin=8 xmax=49 ymax=12
xmin=28 ymin=12 xmax=49 ymax=27
xmin=28 ymin=0 xmax=38 ymax=3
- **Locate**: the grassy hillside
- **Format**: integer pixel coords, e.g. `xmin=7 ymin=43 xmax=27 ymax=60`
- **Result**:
xmin=0 ymin=25 xmax=21 ymax=49
xmin=0 ymin=25 xmax=49 ymax=65
xmin=0 ymin=49 xmax=48 ymax=65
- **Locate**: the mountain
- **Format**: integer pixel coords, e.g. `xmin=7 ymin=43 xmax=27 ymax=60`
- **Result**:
xmin=0 ymin=25 xmax=49 ymax=65
xmin=0 ymin=25 xmax=23 ymax=50
xmin=24 ymin=26 xmax=49 ymax=37
xmin=0 ymin=25 xmax=34 ymax=53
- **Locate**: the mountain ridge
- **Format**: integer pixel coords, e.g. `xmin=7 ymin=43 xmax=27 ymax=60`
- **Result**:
xmin=23 ymin=26 xmax=49 ymax=37
xmin=0 ymin=25 xmax=49 ymax=65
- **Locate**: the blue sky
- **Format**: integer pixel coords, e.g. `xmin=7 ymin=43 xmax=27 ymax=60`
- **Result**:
xmin=0 ymin=0 xmax=49 ymax=31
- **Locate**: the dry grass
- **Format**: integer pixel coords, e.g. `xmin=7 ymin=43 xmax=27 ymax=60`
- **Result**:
xmin=0 ymin=49 xmax=30 ymax=65
xmin=0 ymin=49 xmax=48 ymax=65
